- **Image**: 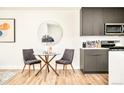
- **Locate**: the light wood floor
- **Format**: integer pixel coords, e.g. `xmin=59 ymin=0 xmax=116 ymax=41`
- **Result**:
xmin=1 ymin=69 xmax=108 ymax=85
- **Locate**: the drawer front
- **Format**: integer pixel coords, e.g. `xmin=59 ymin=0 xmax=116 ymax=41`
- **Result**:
xmin=85 ymin=49 xmax=108 ymax=55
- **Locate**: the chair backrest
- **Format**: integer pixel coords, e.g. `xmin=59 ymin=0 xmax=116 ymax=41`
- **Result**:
xmin=61 ymin=49 xmax=74 ymax=63
xmin=22 ymin=49 xmax=36 ymax=62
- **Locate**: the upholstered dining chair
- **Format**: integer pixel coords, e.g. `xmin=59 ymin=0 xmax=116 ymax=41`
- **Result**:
xmin=55 ymin=49 xmax=75 ymax=74
xmin=21 ymin=49 xmax=42 ymax=77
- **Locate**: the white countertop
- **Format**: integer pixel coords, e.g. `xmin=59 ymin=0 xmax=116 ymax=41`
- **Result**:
xmin=80 ymin=48 xmax=109 ymax=50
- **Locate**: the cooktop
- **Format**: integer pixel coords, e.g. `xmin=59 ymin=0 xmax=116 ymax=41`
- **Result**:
xmin=109 ymin=46 xmax=124 ymax=51
xmin=109 ymin=46 xmax=124 ymax=49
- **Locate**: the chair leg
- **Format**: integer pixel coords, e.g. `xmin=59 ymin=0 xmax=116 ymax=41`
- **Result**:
xmin=21 ymin=64 xmax=26 ymax=73
xmin=40 ymin=62 xmax=42 ymax=69
xmin=39 ymin=62 xmax=42 ymax=73
xmin=33 ymin=64 xmax=35 ymax=71
xmin=65 ymin=65 xmax=67 ymax=76
xmin=63 ymin=65 xmax=65 ymax=71
xmin=29 ymin=65 xmax=31 ymax=77
xmin=70 ymin=64 xmax=75 ymax=73
xmin=55 ymin=63 xmax=57 ymax=71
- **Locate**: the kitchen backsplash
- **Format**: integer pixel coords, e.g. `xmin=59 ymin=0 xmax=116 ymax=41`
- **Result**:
xmin=80 ymin=36 xmax=124 ymax=48
xmin=82 ymin=40 xmax=101 ymax=48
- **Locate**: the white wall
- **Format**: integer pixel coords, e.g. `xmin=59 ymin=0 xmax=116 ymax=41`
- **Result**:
xmin=0 ymin=7 xmax=80 ymax=69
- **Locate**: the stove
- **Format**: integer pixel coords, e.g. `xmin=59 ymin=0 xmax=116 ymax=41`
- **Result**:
xmin=101 ymin=40 xmax=124 ymax=51
xmin=109 ymin=46 xmax=124 ymax=51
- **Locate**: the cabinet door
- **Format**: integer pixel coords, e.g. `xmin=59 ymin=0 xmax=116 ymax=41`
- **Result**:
xmin=114 ymin=8 xmax=124 ymax=22
xmin=92 ymin=8 xmax=104 ymax=35
xmin=85 ymin=54 xmax=97 ymax=71
xmin=81 ymin=8 xmax=104 ymax=36
xmin=103 ymin=8 xmax=116 ymax=23
xmin=103 ymin=8 xmax=124 ymax=23
xmin=82 ymin=8 xmax=93 ymax=35
xmin=96 ymin=54 xmax=108 ymax=71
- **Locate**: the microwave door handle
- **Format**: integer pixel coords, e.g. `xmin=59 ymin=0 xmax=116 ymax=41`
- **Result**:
xmin=121 ymin=25 xmax=124 ymax=33
xmin=121 ymin=25 xmax=123 ymax=32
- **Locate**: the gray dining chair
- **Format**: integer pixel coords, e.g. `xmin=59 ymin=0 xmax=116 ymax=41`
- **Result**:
xmin=55 ymin=49 xmax=75 ymax=73
xmin=21 ymin=49 xmax=42 ymax=76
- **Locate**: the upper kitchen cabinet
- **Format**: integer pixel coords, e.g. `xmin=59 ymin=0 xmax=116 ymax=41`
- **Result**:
xmin=80 ymin=7 xmax=124 ymax=36
xmin=80 ymin=8 xmax=104 ymax=36
xmin=103 ymin=8 xmax=124 ymax=23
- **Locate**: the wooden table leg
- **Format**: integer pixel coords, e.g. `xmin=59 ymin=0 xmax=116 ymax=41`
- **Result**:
xmin=47 ymin=55 xmax=59 ymax=76
xmin=48 ymin=64 xmax=59 ymax=76
xmin=45 ymin=55 xmax=50 ymax=73
xmin=36 ymin=55 xmax=59 ymax=77
xmin=44 ymin=63 xmax=48 ymax=81
xmin=35 ymin=63 xmax=46 ymax=76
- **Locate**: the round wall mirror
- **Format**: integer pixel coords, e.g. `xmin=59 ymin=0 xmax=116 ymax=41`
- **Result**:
xmin=37 ymin=21 xmax=63 ymax=45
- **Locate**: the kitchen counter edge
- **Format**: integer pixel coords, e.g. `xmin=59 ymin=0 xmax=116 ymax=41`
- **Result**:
xmin=80 ymin=48 xmax=109 ymax=50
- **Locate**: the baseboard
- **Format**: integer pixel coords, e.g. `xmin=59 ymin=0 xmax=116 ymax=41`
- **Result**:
xmin=0 ymin=66 xmax=79 ymax=70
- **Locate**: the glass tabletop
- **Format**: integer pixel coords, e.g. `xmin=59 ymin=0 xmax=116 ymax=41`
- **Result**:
xmin=34 ymin=51 xmax=60 ymax=56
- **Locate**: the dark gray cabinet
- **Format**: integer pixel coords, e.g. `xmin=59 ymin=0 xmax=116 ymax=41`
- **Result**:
xmin=85 ymin=54 xmax=97 ymax=72
xmin=81 ymin=8 xmax=104 ymax=36
xmin=80 ymin=49 xmax=108 ymax=73
xmin=80 ymin=7 xmax=124 ymax=36
xmin=93 ymin=9 xmax=104 ymax=35
xmin=81 ymin=8 xmax=94 ymax=35
xmin=103 ymin=8 xmax=124 ymax=23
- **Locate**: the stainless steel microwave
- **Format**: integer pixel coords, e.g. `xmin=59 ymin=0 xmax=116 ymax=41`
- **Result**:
xmin=105 ymin=23 xmax=124 ymax=35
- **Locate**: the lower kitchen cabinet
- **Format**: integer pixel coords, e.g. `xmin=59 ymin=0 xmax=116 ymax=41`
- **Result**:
xmin=80 ymin=48 xmax=108 ymax=73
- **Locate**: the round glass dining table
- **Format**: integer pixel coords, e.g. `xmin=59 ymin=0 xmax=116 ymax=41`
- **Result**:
xmin=34 ymin=52 xmax=59 ymax=79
